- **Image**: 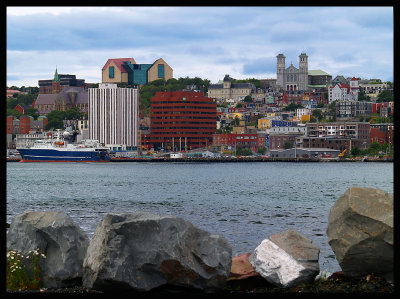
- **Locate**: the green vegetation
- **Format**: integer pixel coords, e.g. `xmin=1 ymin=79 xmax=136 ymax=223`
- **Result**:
xmin=257 ymin=146 xmax=267 ymax=155
xmin=45 ymin=107 xmax=85 ymax=130
xmin=231 ymin=78 xmax=261 ymax=89
xmin=235 ymin=145 xmax=253 ymax=156
xmin=350 ymin=141 xmax=393 ymax=157
xmin=283 ymin=103 xmax=304 ymax=112
xmin=376 ymin=90 xmax=393 ymax=103
xmin=284 ymin=141 xmax=293 ymax=149
xmin=6 ymin=249 xmax=46 ymax=291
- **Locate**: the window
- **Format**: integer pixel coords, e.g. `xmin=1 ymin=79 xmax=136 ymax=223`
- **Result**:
xmin=158 ymin=64 xmax=165 ymax=78
xmin=109 ymin=67 xmax=114 ymax=78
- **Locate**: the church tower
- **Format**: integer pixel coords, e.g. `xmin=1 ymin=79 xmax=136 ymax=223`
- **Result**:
xmin=298 ymin=53 xmax=308 ymax=90
xmin=51 ymin=67 xmax=61 ymax=94
xmin=276 ymin=54 xmax=286 ymax=91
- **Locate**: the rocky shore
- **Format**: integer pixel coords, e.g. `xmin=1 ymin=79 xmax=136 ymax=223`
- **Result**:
xmin=8 ymin=273 xmax=394 ymax=294
xmin=6 ymin=187 xmax=393 ymax=294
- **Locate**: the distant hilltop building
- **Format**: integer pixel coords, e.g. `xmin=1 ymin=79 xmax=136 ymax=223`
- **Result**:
xmin=276 ymin=53 xmax=332 ymax=91
xmin=38 ymin=67 xmax=85 ymax=94
xmin=101 ymin=57 xmax=173 ymax=86
xmin=207 ymin=74 xmax=256 ymax=103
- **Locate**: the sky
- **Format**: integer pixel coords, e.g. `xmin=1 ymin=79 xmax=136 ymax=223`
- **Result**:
xmin=6 ymin=6 xmax=394 ymax=87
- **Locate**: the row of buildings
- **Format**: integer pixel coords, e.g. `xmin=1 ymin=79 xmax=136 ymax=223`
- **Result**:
xmin=7 ymin=53 xmax=393 ymax=157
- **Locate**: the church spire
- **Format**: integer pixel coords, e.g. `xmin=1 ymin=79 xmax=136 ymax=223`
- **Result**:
xmin=53 ymin=66 xmax=60 ymax=82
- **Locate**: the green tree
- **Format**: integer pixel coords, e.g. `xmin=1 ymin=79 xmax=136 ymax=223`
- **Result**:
xmin=283 ymin=103 xmax=304 ymax=111
xmin=236 ymin=145 xmax=253 ymax=156
xmin=25 ymin=108 xmax=40 ymax=120
xmin=376 ymin=90 xmax=393 ymax=102
xmin=358 ymin=90 xmax=370 ymax=101
xmin=6 ymin=109 xmax=21 ymax=118
xmin=351 ymin=146 xmax=361 ymax=156
xmin=368 ymin=141 xmax=381 ymax=155
xmin=284 ymin=141 xmax=293 ymax=149
xmin=235 ymin=103 xmax=243 ymax=108
xmin=257 ymin=146 xmax=266 ymax=155
xmin=312 ymin=109 xmax=323 ymax=122
xmin=243 ymin=95 xmax=253 ymax=103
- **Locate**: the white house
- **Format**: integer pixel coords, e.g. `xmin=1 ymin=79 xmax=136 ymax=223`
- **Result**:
xmin=329 ymin=77 xmax=359 ymax=103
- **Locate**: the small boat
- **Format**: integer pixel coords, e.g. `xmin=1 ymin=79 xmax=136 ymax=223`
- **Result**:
xmin=17 ymin=129 xmax=110 ymax=162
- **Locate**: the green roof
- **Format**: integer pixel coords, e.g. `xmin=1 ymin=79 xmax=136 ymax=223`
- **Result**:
xmin=308 ymin=69 xmax=330 ymax=76
xmin=308 ymin=84 xmax=328 ymax=88
xmin=54 ymin=67 xmax=60 ymax=82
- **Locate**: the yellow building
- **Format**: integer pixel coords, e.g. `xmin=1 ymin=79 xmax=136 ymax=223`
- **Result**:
xmin=258 ymin=118 xmax=272 ymax=130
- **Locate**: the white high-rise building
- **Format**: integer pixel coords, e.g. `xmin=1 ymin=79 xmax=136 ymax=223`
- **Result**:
xmin=89 ymin=83 xmax=139 ymax=149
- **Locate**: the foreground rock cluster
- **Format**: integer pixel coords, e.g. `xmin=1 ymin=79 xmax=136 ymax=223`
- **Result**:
xmin=6 ymin=187 xmax=393 ymax=293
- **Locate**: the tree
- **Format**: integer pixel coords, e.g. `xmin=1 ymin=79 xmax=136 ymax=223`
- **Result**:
xmin=358 ymin=90 xmax=370 ymax=101
xmin=235 ymin=103 xmax=243 ymax=108
xmin=25 ymin=108 xmax=40 ymax=120
xmin=351 ymin=146 xmax=361 ymax=156
xmin=6 ymin=109 xmax=21 ymax=118
xmin=236 ymin=145 xmax=253 ymax=156
xmin=284 ymin=141 xmax=293 ymax=149
xmin=283 ymin=103 xmax=304 ymax=111
xmin=376 ymin=90 xmax=393 ymax=103
xmin=368 ymin=141 xmax=381 ymax=156
xmin=257 ymin=146 xmax=266 ymax=155
xmin=243 ymin=95 xmax=253 ymax=103
xmin=312 ymin=109 xmax=323 ymax=122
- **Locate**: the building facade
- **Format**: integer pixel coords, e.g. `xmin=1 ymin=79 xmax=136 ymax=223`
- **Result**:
xmin=38 ymin=68 xmax=85 ymax=94
xmin=88 ymin=83 xmax=139 ymax=149
xmin=305 ymin=122 xmax=370 ymax=148
xmin=207 ymin=74 xmax=256 ymax=103
xmin=143 ymin=91 xmax=217 ymax=150
xmin=34 ymin=86 xmax=89 ymax=115
xmin=101 ymin=57 xmax=173 ymax=85
xmin=276 ymin=53 xmax=309 ymax=91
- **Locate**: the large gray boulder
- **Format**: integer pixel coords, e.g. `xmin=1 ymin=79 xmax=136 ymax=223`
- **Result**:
xmin=6 ymin=211 xmax=89 ymax=288
xmin=83 ymin=212 xmax=232 ymax=292
xmin=249 ymin=229 xmax=320 ymax=288
xmin=327 ymin=187 xmax=393 ymax=281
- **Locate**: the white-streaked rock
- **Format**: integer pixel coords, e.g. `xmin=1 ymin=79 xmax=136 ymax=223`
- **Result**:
xmin=249 ymin=239 xmax=307 ymax=288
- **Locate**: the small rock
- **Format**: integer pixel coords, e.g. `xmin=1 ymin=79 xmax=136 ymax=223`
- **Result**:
xmin=249 ymin=229 xmax=320 ymax=288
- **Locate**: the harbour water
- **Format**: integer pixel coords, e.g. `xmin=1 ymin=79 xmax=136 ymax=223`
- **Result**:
xmin=6 ymin=161 xmax=393 ymax=274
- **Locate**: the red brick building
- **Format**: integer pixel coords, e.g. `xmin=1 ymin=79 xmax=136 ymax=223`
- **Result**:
xmin=212 ymin=133 xmax=266 ymax=151
xmin=142 ymin=91 xmax=217 ymax=150
xmin=6 ymin=115 xmax=48 ymax=135
xmin=370 ymin=123 xmax=394 ymax=145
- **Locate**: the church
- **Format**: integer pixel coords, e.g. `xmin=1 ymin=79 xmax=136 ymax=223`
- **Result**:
xmin=276 ymin=53 xmax=309 ymax=91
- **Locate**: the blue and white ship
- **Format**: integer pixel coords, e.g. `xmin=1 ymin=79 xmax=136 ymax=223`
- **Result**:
xmin=17 ymin=130 xmax=110 ymax=162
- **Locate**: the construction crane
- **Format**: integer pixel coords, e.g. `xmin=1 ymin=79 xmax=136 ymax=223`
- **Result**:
xmin=338 ymin=149 xmax=347 ymax=158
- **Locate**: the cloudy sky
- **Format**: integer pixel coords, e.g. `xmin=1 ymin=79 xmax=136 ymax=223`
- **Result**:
xmin=7 ymin=6 xmax=393 ymax=87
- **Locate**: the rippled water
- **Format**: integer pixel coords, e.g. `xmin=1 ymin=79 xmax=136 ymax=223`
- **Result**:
xmin=6 ymin=161 xmax=393 ymax=273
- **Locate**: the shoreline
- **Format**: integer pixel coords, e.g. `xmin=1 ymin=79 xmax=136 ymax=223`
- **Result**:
xmin=7 ymin=157 xmax=393 ymax=163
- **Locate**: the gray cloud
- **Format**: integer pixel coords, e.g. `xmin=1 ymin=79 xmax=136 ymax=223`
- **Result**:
xmin=6 ymin=6 xmax=394 ymax=86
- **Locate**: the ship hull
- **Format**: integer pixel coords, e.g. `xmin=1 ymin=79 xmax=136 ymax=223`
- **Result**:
xmin=17 ymin=148 xmax=110 ymax=162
